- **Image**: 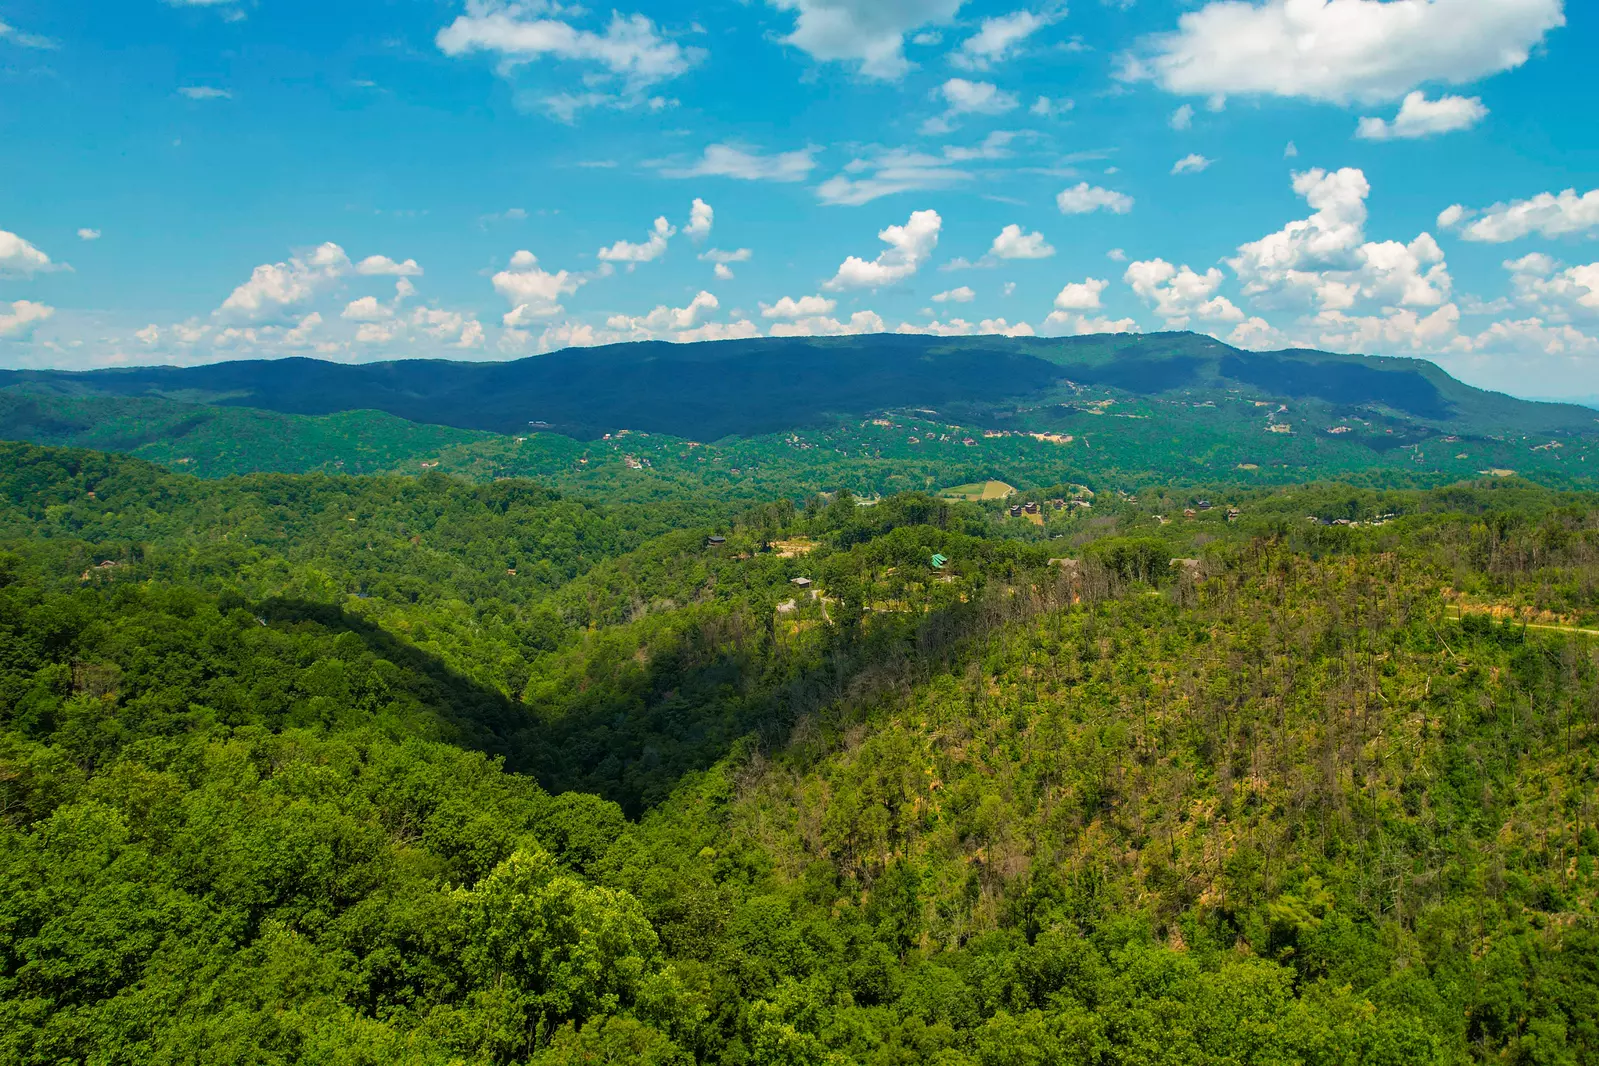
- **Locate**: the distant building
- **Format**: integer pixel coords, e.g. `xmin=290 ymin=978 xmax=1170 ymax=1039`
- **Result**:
xmin=1009 ymin=505 xmax=1023 ymax=517
xmin=707 ymin=535 xmax=727 ymax=547
xmin=1023 ymin=501 xmax=1039 ymax=514
xmin=790 ymin=576 xmax=812 ymax=587
xmin=930 ymin=553 xmax=948 ymax=570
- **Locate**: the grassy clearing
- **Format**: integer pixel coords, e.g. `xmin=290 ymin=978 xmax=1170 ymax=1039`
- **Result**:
xmin=938 ymin=479 xmax=1016 ymax=501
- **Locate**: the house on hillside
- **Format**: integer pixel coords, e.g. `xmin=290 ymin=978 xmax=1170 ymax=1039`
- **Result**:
xmin=707 ymin=535 xmax=727 ymax=547
xmin=930 ymin=553 xmax=948 ymax=570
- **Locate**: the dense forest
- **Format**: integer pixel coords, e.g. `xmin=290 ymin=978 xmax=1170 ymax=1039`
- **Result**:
xmin=2 ymin=440 xmax=1598 ymax=1065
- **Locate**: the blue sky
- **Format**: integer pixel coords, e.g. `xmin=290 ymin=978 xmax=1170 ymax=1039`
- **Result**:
xmin=1 ymin=0 xmax=1596 ymax=398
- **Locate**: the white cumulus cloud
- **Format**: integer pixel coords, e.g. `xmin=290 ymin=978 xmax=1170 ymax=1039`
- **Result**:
xmin=824 ymin=209 xmax=942 ymax=289
xmin=0 ymin=229 xmax=58 ymax=277
xmin=355 ymin=255 xmax=423 ymax=276
xmin=1053 ymin=278 xmax=1109 ymax=311
xmin=0 ymin=300 xmax=53 ymax=339
xmin=989 ymin=223 xmax=1055 ymax=260
xmin=768 ymin=309 xmax=887 ymax=337
xmin=685 ymin=198 xmax=714 ymax=240
xmin=1357 ymin=90 xmax=1487 ymax=140
xmin=932 ymin=286 xmax=976 ymax=303
xmin=952 ymin=10 xmax=1051 ymax=70
xmin=1125 ymin=258 xmax=1245 ymax=326
xmin=1172 ymin=153 xmax=1212 ymax=175
xmin=598 ymin=216 xmax=676 ymax=263
xmin=494 ymin=250 xmax=586 ymax=321
xmin=1125 ymin=0 xmax=1566 ymax=104
xmin=761 ymin=294 xmax=838 ymax=318
xmin=437 ymin=4 xmax=704 ymax=112
xmin=1057 ymin=183 xmax=1134 ymax=215
xmin=1440 ymin=187 xmax=1599 ymax=243
xmin=218 ymin=242 xmax=351 ymax=323
xmin=767 ymin=0 xmax=965 ymax=80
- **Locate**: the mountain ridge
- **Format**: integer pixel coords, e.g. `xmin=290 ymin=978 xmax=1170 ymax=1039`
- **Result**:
xmin=4 ymin=332 xmax=1593 ymax=441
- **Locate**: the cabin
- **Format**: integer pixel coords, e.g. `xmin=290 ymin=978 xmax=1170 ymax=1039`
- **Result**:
xmin=1008 ymin=505 xmax=1023 ymax=517
xmin=1023 ymin=501 xmax=1039 ymax=515
xmin=790 ymin=576 xmax=813 ymax=587
xmin=706 ymin=535 xmax=727 ymax=547
xmin=930 ymin=553 xmax=948 ymax=570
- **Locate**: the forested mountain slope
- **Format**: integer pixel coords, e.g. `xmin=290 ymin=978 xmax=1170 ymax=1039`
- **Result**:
xmin=2 ymin=442 xmax=1598 ymax=1064
xmin=3 ymin=333 xmax=1593 ymax=441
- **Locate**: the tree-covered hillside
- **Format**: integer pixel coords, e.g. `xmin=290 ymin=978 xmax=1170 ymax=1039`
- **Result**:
xmin=2 ymin=442 xmax=1598 ymax=1064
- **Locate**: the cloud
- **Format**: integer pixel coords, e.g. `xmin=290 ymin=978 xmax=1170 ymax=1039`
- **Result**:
xmin=685 ymin=198 xmax=714 ymax=240
xmin=1030 ymin=95 xmax=1072 ymax=118
xmin=817 ymin=132 xmax=1015 ymax=206
xmin=660 ymin=143 xmax=817 ymax=182
xmin=0 ymin=300 xmax=53 ymax=340
xmin=768 ymin=309 xmax=887 ymax=337
xmin=1471 ymin=315 xmax=1599 ymax=357
xmin=676 ymin=319 xmax=762 ymax=343
xmin=1053 ymin=278 xmax=1109 ymax=311
xmin=1125 ymin=0 xmax=1565 ymax=104
xmin=356 ymin=255 xmax=423 ymax=276
xmin=1170 ymin=104 xmax=1194 ymax=130
xmin=767 ymin=0 xmax=965 ymax=80
xmin=989 ymin=224 xmax=1055 ymax=260
xmin=494 ymin=249 xmax=586 ymax=321
xmin=77 ymin=229 xmax=101 ymax=241
xmin=1440 ymin=187 xmax=1599 ymax=243
xmin=713 ymin=263 xmax=734 ymax=280
xmin=411 ymin=306 xmax=486 ymax=348
xmin=0 ymin=229 xmax=58 ymax=277
xmin=761 ymin=294 xmax=838 ymax=318
xmin=598 ymin=216 xmax=676 ymax=263
xmin=0 ymin=19 xmax=57 ymax=49
xmin=1056 ymin=182 xmax=1134 ymax=215
xmin=218 ymin=242 xmax=351 ymax=323
xmin=1125 ymin=258 xmax=1244 ymax=326
xmin=1357 ymin=90 xmax=1487 ymax=140
xmin=1228 ymin=168 xmax=1454 ymax=319
xmin=605 ymin=290 xmax=724 ymax=338
xmin=342 ymin=296 xmax=393 ymax=322
xmin=940 ymin=77 xmax=1018 ymax=114
xmin=921 ymin=77 xmax=1019 ymax=133
xmin=932 ymin=286 xmax=975 ymax=303
xmin=1171 ymin=153 xmax=1212 ymax=175
xmin=1043 ymin=310 xmax=1140 ymax=336
xmin=824 ymin=208 xmax=942 ymax=289
xmin=436 ymin=5 xmax=703 ymax=100
xmin=179 ymin=86 xmax=232 ymax=100
xmin=1228 ymin=316 xmax=1291 ymax=350
xmin=1502 ymin=253 xmax=1599 ymax=317
xmin=1312 ymin=303 xmax=1467 ymax=355
xmin=952 ymin=10 xmax=1052 ymax=70
xmin=898 ymin=316 xmax=1034 ymax=337
xmin=700 ymin=247 xmax=752 ymax=264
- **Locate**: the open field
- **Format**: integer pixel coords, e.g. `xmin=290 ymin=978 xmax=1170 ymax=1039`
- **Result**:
xmin=938 ymin=479 xmax=1016 ymax=501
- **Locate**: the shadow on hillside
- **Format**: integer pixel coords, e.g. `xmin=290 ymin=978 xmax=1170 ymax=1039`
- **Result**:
xmin=258 ymin=576 xmax=1077 ymax=820
xmin=255 ymin=597 xmax=528 ymax=759
xmin=507 ymin=577 xmax=1078 ymax=818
